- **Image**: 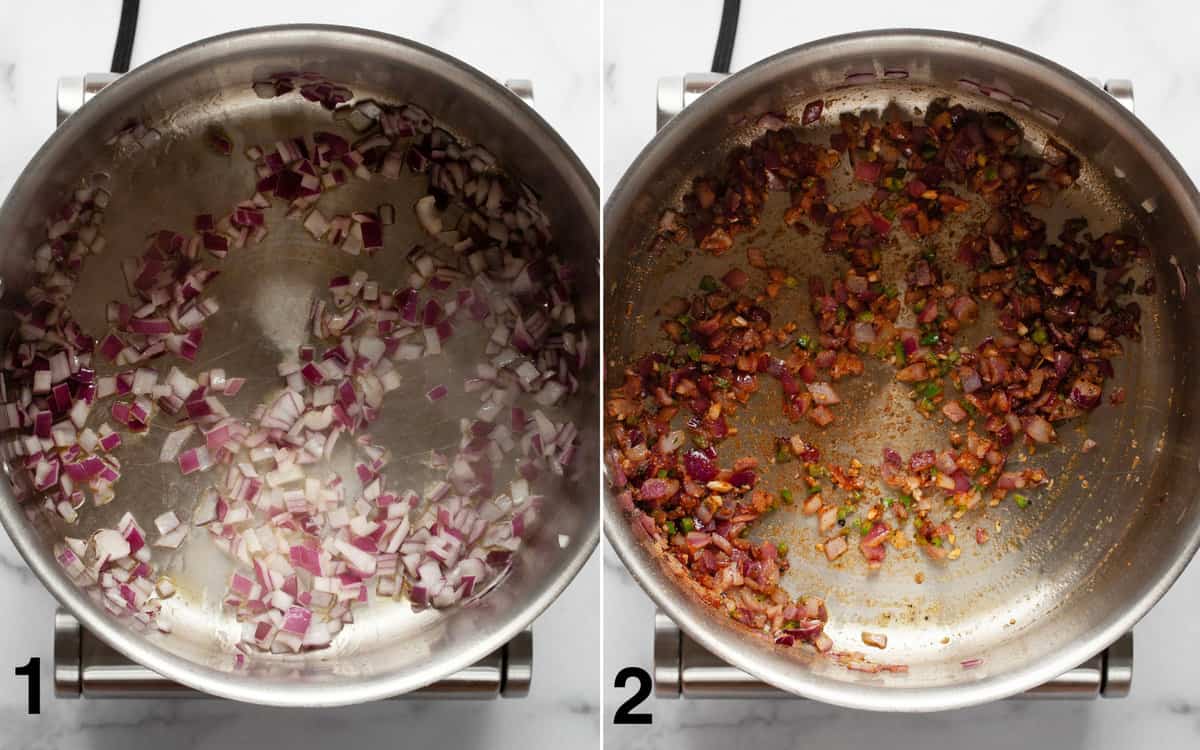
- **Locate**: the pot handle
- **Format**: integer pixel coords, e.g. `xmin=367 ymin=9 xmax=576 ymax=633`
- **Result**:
xmin=56 ymin=75 xmax=536 ymax=128
xmin=504 ymin=79 xmax=536 ymax=108
xmin=656 ymin=73 xmax=726 ymax=130
xmin=1103 ymin=79 xmax=1135 ymax=114
xmin=654 ymin=611 xmax=1133 ymax=700
xmin=57 ymin=73 xmax=122 ymax=126
xmin=656 ymin=75 xmax=1135 ymax=132
xmin=53 ymin=608 xmax=533 ymax=700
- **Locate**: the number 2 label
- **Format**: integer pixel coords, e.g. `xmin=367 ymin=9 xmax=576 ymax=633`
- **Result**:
xmin=612 ymin=666 xmax=652 ymax=724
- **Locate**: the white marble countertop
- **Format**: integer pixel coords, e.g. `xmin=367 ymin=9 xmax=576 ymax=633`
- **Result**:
xmin=604 ymin=0 xmax=1200 ymax=747
xmin=0 ymin=2 xmax=600 ymax=748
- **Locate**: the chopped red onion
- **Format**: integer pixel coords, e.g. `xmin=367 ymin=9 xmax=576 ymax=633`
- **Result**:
xmin=178 ymin=446 xmax=213 ymax=475
xmin=159 ymin=426 xmax=195 ymax=462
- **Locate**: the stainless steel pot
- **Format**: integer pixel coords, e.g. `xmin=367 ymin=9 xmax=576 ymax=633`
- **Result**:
xmin=0 ymin=25 xmax=599 ymax=706
xmin=604 ymin=29 xmax=1200 ymax=711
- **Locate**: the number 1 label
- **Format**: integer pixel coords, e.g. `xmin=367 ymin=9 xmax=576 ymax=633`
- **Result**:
xmin=15 ymin=657 xmax=40 ymax=714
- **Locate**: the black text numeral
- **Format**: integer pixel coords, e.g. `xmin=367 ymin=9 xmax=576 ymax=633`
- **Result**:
xmin=613 ymin=666 xmax=652 ymax=725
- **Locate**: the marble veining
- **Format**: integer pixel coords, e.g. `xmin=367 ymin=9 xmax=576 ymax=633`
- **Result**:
xmin=0 ymin=2 xmax=600 ymax=749
xmin=604 ymin=1 xmax=1200 ymax=748
xmin=0 ymin=64 xmax=15 ymax=104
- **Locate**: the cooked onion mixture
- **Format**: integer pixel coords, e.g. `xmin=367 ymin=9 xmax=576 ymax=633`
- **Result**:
xmin=607 ymin=100 xmax=1149 ymax=667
